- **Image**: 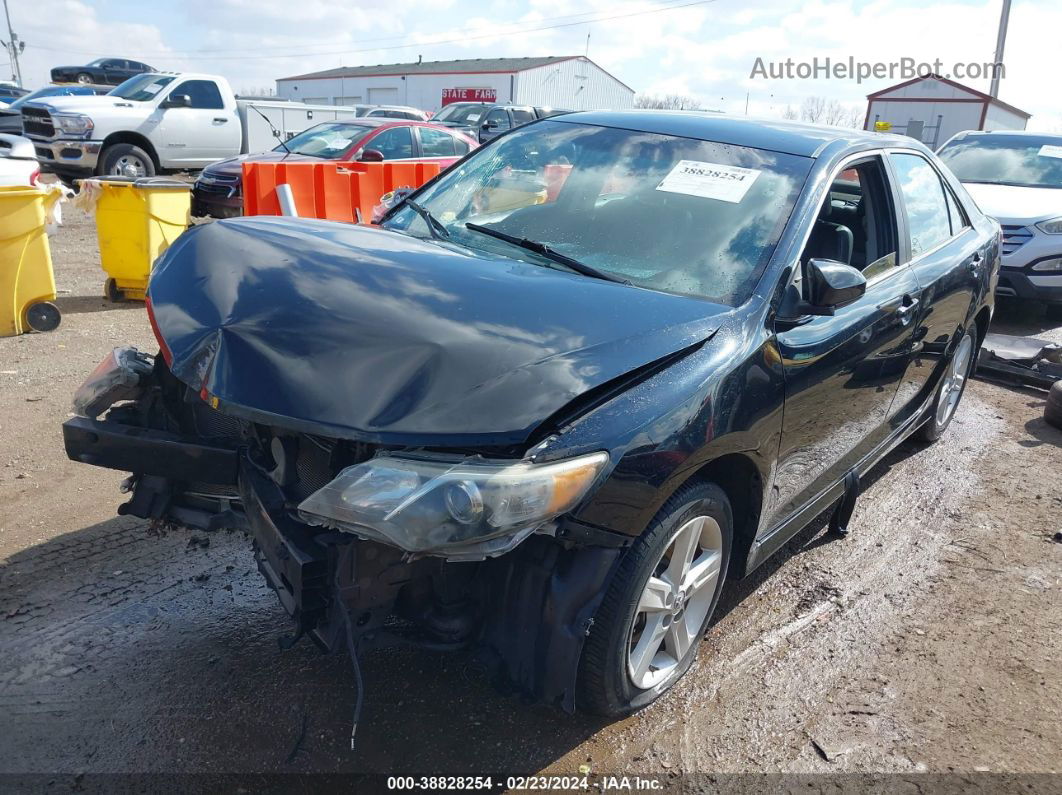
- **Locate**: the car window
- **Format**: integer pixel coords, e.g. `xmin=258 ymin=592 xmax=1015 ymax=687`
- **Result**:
xmin=511 ymin=108 xmax=535 ymax=125
xmin=484 ymin=109 xmax=511 ymax=131
xmin=384 ymin=120 xmax=812 ymax=306
xmin=281 ymin=122 xmax=373 ymax=158
xmin=172 ymin=80 xmax=225 ymax=110
xmin=452 ymin=135 xmax=472 ymax=155
xmin=800 ymin=156 xmax=898 ymax=283
xmin=367 ymin=126 xmax=414 ymax=159
xmin=419 ymin=127 xmax=457 ymax=157
xmin=943 ymin=185 xmax=969 ymax=237
xmin=890 ymin=153 xmax=953 ymax=258
xmin=937 ymin=134 xmax=1062 ymax=189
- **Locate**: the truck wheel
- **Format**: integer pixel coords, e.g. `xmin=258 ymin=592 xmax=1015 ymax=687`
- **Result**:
xmin=76 ymin=72 xmax=93 ymax=85
xmin=1045 ymin=381 xmax=1062 ymax=431
xmin=99 ymin=144 xmax=155 ymax=178
xmin=577 ymin=481 xmax=732 ymax=717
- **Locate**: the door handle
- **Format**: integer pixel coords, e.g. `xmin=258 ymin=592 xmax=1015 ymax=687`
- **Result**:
xmin=213 ymin=117 xmax=229 ymax=123
xmin=896 ymin=296 xmax=919 ymax=317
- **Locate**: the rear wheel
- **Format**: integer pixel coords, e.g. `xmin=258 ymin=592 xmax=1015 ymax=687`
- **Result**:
xmin=577 ymin=481 xmax=731 ymax=717
xmin=918 ymin=330 xmax=976 ymax=441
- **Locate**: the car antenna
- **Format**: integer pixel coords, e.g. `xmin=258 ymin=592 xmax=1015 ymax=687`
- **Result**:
xmin=248 ymin=104 xmax=290 ymax=154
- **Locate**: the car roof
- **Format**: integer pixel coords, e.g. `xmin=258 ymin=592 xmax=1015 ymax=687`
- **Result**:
xmin=950 ymin=129 xmax=1062 ymax=141
xmin=551 ymin=110 xmax=909 ymax=158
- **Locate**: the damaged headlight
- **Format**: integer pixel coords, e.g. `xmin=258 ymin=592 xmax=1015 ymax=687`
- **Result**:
xmin=297 ymin=451 xmax=609 ymax=555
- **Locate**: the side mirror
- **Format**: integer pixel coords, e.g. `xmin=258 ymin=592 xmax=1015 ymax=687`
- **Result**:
xmin=483 ymin=119 xmax=499 ymax=130
xmin=805 ymin=258 xmax=867 ymax=313
xmin=358 ymin=148 xmax=384 ymax=162
xmin=161 ymin=94 xmax=191 ymax=109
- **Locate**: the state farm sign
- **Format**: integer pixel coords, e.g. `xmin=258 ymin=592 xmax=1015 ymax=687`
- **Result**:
xmin=441 ymin=88 xmax=497 ymax=106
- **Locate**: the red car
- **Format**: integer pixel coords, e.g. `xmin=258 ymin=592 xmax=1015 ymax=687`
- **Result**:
xmin=192 ymin=118 xmax=477 ymax=218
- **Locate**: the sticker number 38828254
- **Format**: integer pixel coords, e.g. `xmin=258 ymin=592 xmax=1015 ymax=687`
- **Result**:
xmin=655 ymin=160 xmax=761 ymax=203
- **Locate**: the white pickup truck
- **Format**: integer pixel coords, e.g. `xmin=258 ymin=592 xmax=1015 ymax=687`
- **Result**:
xmin=21 ymin=72 xmax=359 ymax=181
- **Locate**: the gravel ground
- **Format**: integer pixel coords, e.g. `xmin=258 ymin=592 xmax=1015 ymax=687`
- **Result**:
xmin=0 ymin=207 xmax=1060 ymax=787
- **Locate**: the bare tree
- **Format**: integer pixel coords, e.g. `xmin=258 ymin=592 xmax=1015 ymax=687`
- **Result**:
xmin=783 ymin=96 xmax=863 ymax=128
xmin=634 ymin=93 xmax=704 ymax=111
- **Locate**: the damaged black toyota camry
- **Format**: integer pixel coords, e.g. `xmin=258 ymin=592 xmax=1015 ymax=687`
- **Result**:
xmin=64 ymin=112 xmax=999 ymax=717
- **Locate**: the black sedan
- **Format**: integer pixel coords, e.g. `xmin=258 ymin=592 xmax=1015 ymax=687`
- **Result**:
xmin=50 ymin=58 xmax=154 ymax=85
xmin=63 ymin=112 xmax=999 ymax=717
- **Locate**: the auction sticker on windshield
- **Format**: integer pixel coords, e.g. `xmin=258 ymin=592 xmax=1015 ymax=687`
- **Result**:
xmin=656 ymin=160 xmax=760 ymax=203
xmin=1038 ymin=144 xmax=1062 ymax=159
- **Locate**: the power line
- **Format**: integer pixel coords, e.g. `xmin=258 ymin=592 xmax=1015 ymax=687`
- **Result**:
xmin=26 ymin=0 xmax=718 ymax=62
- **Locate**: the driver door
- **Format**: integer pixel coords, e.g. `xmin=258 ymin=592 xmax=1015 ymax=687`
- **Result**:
xmin=154 ymin=80 xmax=240 ymax=167
xmin=767 ymin=154 xmax=922 ymax=529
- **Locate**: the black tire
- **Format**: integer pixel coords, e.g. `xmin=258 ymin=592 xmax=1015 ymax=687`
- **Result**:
xmin=1045 ymin=380 xmax=1062 ymax=430
xmin=918 ymin=329 xmax=977 ymax=442
xmin=25 ymin=301 xmax=61 ymax=332
xmin=577 ymin=481 xmax=732 ymax=717
xmin=98 ymin=143 xmax=155 ymax=178
xmin=104 ymin=278 xmax=125 ymax=303
xmin=76 ymin=72 xmax=93 ymax=85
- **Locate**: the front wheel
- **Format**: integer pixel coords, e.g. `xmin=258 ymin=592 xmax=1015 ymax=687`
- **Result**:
xmin=76 ymin=72 xmax=93 ymax=85
xmin=98 ymin=143 xmax=155 ymax=178
xmin=918 ymin=330 xmax=976 ymax=442
xmin=577 ymin=481 xmax=732 ymax=717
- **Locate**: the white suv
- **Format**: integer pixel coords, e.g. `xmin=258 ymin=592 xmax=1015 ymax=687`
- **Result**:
xmin=937 ymin=130 xmax=1062 ymax=306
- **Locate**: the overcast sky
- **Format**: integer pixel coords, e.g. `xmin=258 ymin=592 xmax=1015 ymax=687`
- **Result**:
xmin=5 ymin=0 xmax=1059 ymax=130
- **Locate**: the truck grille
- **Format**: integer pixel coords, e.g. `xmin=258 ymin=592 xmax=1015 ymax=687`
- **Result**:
xmin=1001 ymin=225 xmax=1033 ymax=257
xmin=21 ymin=106 xmax=55 ymax=139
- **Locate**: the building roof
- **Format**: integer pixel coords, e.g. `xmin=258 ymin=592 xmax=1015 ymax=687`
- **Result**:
xmin=280 ymin=56 xmax=585 ymax=82
xmin=555 ymin=110 xmax=909 ymax=158
xmin=866 ymin=75 xmax=1031 ymax=119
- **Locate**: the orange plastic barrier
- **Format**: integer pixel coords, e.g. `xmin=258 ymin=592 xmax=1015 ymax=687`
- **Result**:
xmin=242 ymin=161 xmax=443 ymax=223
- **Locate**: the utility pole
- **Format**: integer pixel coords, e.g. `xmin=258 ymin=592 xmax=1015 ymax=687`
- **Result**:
xmin=2 ymin=0 xmax=23 ymax=86
xmin=989 ymin=0 xmax=1011 ymax=99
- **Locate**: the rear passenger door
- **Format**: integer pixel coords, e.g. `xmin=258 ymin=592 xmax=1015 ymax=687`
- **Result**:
xmin=415 ymin=126 xmax=470 ymax=166
xmin=886 ymin=150 xmax=985 ymax=424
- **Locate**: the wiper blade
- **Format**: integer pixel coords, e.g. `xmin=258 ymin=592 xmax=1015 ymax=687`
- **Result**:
xmin=464 ymin=223 xmax=630 ymax=285
xmin=405 ymin=199 xmax=450 ymax=240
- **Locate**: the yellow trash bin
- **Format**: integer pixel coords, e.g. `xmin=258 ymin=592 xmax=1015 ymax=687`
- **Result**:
xmin=90 ymin=177 xmax=191 ymax=302
xmin=0 ymin=186 xmax=62 ymax=337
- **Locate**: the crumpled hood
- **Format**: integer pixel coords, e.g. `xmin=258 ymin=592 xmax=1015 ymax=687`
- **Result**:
xmin=148 ymin=217 xmax=725 ymax=446
xmin=963 ymin=182 xmax=1062 ymax=225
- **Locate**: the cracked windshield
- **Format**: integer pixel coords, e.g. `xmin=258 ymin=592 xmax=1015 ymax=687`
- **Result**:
xmin=383 ymin=120 xmax=811 ymax=304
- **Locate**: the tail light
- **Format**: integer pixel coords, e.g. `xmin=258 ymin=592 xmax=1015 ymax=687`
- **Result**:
xmin=29 ymin=168 xmax=40 ymax=186
xmin=144 ymin=295 xmax=173 ymax=366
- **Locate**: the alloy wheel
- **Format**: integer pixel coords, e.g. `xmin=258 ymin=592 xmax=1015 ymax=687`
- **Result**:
xmin=936 ymin=334 xmax=974 ymax=427
xmin=627 ymin=515 xmax=723 ymax=690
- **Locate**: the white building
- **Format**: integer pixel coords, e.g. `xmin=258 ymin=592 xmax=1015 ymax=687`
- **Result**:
xmin=275 ymin=55 xmax=635 ymax=113
xmin=864 ymin=75 xmax=1029 ymax=150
